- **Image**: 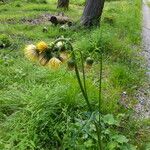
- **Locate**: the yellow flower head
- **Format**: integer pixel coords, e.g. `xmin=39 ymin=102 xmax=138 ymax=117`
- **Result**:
xmin=24 ymin=44 xmax=38 ymax=61
xmin=60 ymin=52 xmax=69 ymax=63
xmin=39 ymin=53 xmax=49 ymax=66
xmin=48 ymin=57 xmax=62 ymax=69
xmin=36 ymin=41 xmax=48 ymax=52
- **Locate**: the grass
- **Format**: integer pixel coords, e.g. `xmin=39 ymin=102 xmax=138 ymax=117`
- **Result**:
xmin=0 ymin=0 xmax=150 ymax=149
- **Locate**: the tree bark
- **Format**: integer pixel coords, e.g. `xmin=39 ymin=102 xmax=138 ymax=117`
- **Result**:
xmin=81 ymin=0 xmax=105 ymax=27
xmin=57 ymin=0 xmax=69 ymax=10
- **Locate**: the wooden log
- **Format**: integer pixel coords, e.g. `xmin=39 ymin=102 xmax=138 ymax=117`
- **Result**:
xmin=49 ymin=15 xmax=71 ymax=25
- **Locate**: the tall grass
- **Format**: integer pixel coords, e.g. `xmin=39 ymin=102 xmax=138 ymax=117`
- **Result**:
xmin=0 ymin=0 xmax=150 ymax=149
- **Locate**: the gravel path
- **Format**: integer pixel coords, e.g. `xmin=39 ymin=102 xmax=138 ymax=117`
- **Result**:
xmin=143 ymin=0 xmax=150 ymax=72
xmin=134 ymin=0 xmax=150 ymax=119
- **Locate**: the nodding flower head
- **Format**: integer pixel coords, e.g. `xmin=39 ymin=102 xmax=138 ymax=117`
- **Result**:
xmin=24 ymin=44 xmax=38 ymax=61
xmin=48 ymin=57 xmax=62 ymax=69
xmin=37 ymin=41 xmax=48 ymax=52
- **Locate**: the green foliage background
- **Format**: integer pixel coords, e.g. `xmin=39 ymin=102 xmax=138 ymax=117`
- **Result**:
xmin=0 ymin=0 xmax=150 ymax=149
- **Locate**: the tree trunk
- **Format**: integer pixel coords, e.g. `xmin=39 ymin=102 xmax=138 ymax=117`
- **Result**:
xmin=81 ymin=0 xmax=105 ymax=27
xmin=57 ymin=0 xmax=69 ymax=10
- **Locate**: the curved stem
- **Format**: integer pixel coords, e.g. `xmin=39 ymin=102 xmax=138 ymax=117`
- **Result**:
xmin=80 ymin=52 xmax=89 ymax=104
xmin=73 ymin=52 xmax=92 ymax=112
xmin=52 ymin=38 xmax=73 ymax=52
xmin=53 ymin=38 xmax=92 ymax=112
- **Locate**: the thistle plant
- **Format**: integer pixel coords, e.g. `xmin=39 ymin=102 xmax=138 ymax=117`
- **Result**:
xmin=53 ymin=38 xmax=103 ymax=150
xmin=24 ymin=37 xmax=103 ymax=149
xmin=72 ymin=49 xmax=103 ymax=150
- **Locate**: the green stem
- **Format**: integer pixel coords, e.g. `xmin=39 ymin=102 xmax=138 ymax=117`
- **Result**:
xmin=52 ymin=38 xmax=102 ymax=149
xmin=80 ymin=52 xmax=89 ymax=103
xmin=78 ymin=52 xmax=101 ymax=150
xmin=73 ymin=51 xmax=92 ymax=112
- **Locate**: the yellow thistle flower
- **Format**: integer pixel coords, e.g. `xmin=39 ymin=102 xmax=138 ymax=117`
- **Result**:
xmin=48 ymin=57 xmax=62 ymax=69
xmin=39 ymin=53 xmax=49 ymax=66
xmin=36 ymin=41 xmax=48 ymax=52
xmin=24 ymin=44 xmax=38 ymax=62
xmin=60 ymin=52 xmax=69 ymax=63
